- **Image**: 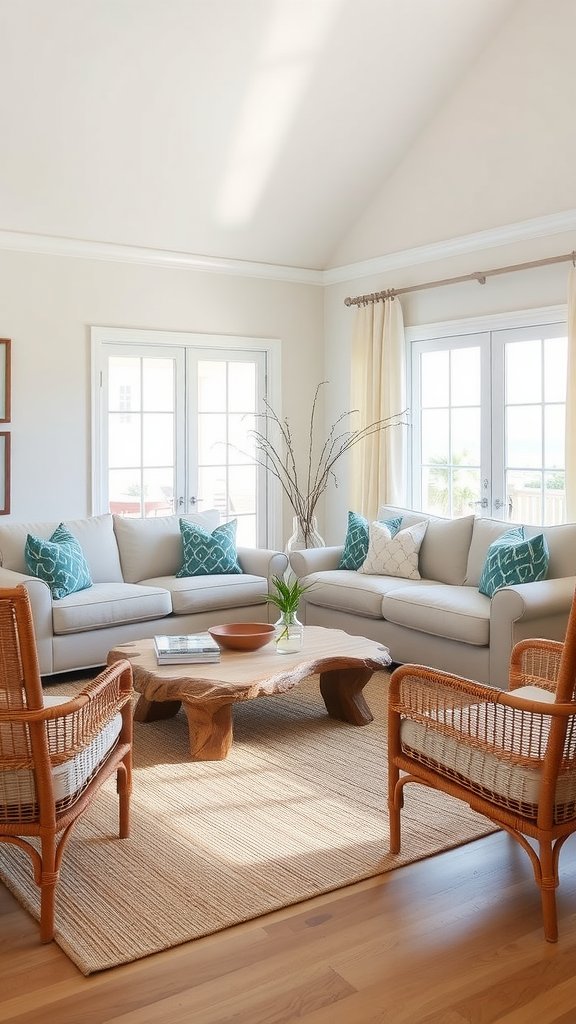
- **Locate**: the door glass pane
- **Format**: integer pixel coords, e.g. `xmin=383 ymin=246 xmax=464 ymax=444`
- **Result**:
xmin=108 ymin=356 xmax=175 ymax=517
xmin=195 ymin=359 xmax=260 ymax=544
xmin=451 ymin=347 xmax=480 ymax=405
xmin=506 ymin=406 xmax=542 ymax=469
xmin=421 ymin=350 xmax=449 ymax=406
xmin=418 ymin=343 xmax=482 ymax=517
xmin=506 ymin=339 xmax=541 ymax=403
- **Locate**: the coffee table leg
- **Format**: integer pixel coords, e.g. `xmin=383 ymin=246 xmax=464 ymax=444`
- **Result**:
xmin=182 ymin=700 xmax=234 ymax=760
xmin=134 ymin=695 xmax=182 ymax=722
xmin=319 ymin=667 xmax=374 ymax=725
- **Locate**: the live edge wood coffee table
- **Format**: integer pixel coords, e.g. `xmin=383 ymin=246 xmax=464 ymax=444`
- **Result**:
xmin=108 ymin=626 xmax=391 ymax=761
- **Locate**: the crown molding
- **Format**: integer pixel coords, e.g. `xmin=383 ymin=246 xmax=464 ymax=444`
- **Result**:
xmin=0 ymin=229 xmax=323 ymax=285
xmin=0 ymin=209 xmax=574 ymax=287
xmin=323 ymin=209 xmax=576 ymax=285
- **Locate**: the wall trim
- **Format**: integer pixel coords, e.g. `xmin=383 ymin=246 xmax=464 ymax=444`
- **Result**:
xmin=0 ymin=230 xmax=323 ymax=285
xmin=0 ymin=208 xmax=575 ymax=287
xmin=405 ymin=304 xmax=568 ymax=343
xmin=323 ymin=209 xmax=576 ymax=285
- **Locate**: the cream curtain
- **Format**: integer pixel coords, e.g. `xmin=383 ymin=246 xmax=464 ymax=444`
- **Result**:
xmin=350 ymin=298 xmax=407 ymax=518
xmin=566 ymin=267 xmax=576 ymax=520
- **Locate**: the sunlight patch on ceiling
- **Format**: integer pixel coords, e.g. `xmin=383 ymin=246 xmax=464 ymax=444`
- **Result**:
xmin=215 ymin=0 xmax=342 ymax=229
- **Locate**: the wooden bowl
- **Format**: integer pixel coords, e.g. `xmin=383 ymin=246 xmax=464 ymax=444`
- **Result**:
xmin=208 ymin=622 xmax=276 ymax=651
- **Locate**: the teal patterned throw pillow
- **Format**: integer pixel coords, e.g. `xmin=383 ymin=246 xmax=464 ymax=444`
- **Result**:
xmin=478 ymin=527 xmax=549 ymax=598
xmin=24 ymin=523 xmax=93 ymax=600
xmin=176 ymin=518 xmax=242 ymax=577
xmin=338 ymin=511 xmax=402 ymax=570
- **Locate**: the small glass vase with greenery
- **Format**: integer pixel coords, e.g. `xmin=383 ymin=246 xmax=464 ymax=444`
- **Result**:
xmin=264 ymin=575 xmax=311 ymax=654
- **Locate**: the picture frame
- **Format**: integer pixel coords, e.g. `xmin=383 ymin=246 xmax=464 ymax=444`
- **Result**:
xmin=0 ymin=432 xmax=10 ymax=515
xmin=0 ymin=338 xmax=11 ymax=423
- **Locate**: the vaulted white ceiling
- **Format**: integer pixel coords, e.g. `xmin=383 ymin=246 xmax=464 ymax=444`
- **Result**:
xmin=0 ymin=0 xmax=519 ymax=271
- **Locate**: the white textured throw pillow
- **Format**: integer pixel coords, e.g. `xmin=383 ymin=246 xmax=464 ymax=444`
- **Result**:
xmin=359 ymin=519 xmax=428 ymax=579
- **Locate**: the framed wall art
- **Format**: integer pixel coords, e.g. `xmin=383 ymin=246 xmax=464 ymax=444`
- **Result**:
xmin=0 ymin=339 xmax=11 ymax=423
xmin=0 ymin=432 xmax=10 ymax=515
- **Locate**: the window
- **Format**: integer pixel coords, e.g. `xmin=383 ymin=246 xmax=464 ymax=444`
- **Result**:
xmin=409 ymin=309 xmax=568 ymax=525
xmin=91 ymin=328 xmax=282 ymax=548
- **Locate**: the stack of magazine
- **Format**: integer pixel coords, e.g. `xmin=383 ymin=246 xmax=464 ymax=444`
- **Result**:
xmin=153 ymin=633 xmax=221 ymax=665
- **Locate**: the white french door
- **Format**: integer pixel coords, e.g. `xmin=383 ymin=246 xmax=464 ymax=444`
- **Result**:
xmin=410 ymin=318 xmax=567 ymax=525
xmin=91 ymin=328 xmax=280 ymax=547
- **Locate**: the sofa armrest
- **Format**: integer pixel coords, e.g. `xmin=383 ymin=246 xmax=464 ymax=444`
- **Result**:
xmin=236 ymin=548 xmax=288 ymax=586
xmin=489 ymin=576 xmax=576 ymax=686
xmin=289 ymin=546 xmax=343 ymax=578
xmin=0 ymin=568 xmax=55 ymax=674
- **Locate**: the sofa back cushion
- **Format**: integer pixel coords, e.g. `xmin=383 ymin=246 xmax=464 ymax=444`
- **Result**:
xmin=113 ymin=510 xmax=220 ymax=583
xmin=377 ymin=506 xmax=474 ymax=586
xmin=0 ymin=513 xmax=123 ymax=584
xmin=465 ymin=518 xmax=576 ymax=585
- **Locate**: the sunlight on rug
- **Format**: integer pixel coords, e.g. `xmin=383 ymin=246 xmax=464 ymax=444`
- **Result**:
xmin=0 ymin=670 xmax=496 ymax=974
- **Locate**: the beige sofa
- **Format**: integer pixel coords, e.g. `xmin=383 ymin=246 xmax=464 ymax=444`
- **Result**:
xmin=289 ymin=505 xmax=576 ymax=687
xmin=0 ymin=511 xmax=287 ymax=676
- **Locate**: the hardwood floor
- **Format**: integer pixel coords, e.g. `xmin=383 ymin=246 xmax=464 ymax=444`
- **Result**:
xmin=3 ymin=830 xmax=576 ymax=1023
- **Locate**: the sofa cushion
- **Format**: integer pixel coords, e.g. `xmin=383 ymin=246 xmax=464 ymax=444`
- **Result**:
xmin=359 ymin=520 xmax=428 ymax=579
xmin=381 ymin=585 xmax=490 ymax=645
xmin=113 ymin=510 xmax=220 ymax=583
xmin=143 ymin=573 xmax=268 ymax=614
xmin=478 ymin=528 xmax=549 ymax=598
xmin=51 ymin=582 xmax=172 ymax=635
xmin=177 ymin=518 xmax=242 ymax=577
xmin=338 ymin=511 xmax=402 ymax=570
xmin=0 ymin=514 xmax=123 ymax=583
xmin=377 ymin=506 xmax=475 ymax=586
xmin=465 ymin=518 xmax=521 ymax=587
xmin=302 ymin=569 xmax=437 ymax=619
xmin=25 ymin=524 xmax=93 ymax=600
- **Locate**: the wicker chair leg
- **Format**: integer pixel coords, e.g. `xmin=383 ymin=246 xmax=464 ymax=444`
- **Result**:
xmin=39 ymin=839 xmax=58 ymax=943
xmin=388 ymin=764 xmax=402 ymax=854
xmin=117 ymin=761 xmax=131 ymax=839
xmin=539 ymin=840 xmax=560 ymax=943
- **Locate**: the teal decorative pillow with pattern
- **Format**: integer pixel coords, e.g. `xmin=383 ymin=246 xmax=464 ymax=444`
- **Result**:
xmin=478 ymin=527 xmax=549 ymax=598
xmin=24 ymin=523 xmax=93 ymax=600
xmin=338 ymin=511 xmax=402 ymax=570
xmin=176 ymin=518 xmax=242 ymax=577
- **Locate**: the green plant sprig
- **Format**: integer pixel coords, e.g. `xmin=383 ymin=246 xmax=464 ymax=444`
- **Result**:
xmin=263 ymin=575 xmax=312 ymax=615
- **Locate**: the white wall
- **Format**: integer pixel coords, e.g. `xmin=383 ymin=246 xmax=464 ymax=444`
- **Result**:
xmin=0 ymin=249 xmax=324 ymax=532
xmin=330 ymin=0 xmax=576 ymax=267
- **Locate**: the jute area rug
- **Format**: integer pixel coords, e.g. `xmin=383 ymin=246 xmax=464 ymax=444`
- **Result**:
xmin=0 ymin=670 xmax=496 ymax=975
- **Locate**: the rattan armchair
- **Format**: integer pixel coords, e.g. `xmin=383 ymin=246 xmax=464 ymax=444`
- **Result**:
xmin=388 ymin=588 xmax=576 ymax=942
xmin=0 ymin=585 xmax=133 ymax=942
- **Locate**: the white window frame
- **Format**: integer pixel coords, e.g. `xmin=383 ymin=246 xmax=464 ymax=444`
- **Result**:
xmin=91 ymin=327 xmax=283 ymax=548
xmin=406 ymin=304 xmax=568 ymax=518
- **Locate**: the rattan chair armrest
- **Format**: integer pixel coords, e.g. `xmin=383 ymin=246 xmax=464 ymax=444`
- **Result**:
xmin=0 ymin=659 xmax=134 ymax=761
xmin=508 ymin=637 xmax=563 ymax=693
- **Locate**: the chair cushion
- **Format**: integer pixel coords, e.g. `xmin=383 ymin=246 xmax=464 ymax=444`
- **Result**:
xmin=176 ymin=518 xmax=242 ymax=577
xmin=399 ymin=686 xmax=576 ymax=815
xmin=359 ymin=520 xmax=428 ymax=579
xmin=24 ymin=524 xmax=93 ymax=600
xmin=51 ymin=582 xmax=172 ymax=634
xmin=0 ymin=695 xmax=122 ymax=814
xmin=338 ymin=511 xmax=402 ymax=570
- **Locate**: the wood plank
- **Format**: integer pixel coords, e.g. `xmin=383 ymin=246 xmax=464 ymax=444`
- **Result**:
xmin=3 ymin=831 xmax=576 ymax=1023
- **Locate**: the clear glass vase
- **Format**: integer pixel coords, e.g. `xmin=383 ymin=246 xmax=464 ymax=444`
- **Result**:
xmin=274 ymin=610 xmax=304 ymax=654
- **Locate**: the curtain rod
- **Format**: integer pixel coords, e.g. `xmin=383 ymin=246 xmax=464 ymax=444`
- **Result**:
xmin=343 ymin=250 xmax=576 ymax=307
